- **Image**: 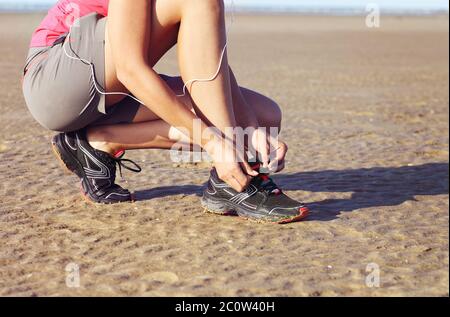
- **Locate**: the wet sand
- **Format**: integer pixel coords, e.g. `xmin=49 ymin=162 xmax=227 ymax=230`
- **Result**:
xmin=0 ymin=13 xmax=448 ymax=296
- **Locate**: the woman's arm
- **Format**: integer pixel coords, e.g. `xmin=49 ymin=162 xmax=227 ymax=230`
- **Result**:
xmin=108 ymin=0 xmax=256 ymax=191
xmin=108 ymin=0 xmax=211 ymax=147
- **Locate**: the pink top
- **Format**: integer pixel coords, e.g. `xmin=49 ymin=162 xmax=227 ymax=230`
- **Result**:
xmin=30 ymin=0 xmax=109 ymax=47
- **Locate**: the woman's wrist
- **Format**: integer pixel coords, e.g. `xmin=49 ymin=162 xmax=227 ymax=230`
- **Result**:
xmin=202 ymin=134 xmax=225 ymax=158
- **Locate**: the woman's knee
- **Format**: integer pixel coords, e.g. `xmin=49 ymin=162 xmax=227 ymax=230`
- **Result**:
xmin=252 ymin=98 xmax=283 ymax=131
xmin=242 ymin=88 xmax=283 ymax=130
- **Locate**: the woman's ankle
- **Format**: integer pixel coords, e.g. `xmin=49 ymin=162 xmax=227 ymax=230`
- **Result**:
xmin=86 ymin=127 xmax=117 ymax=156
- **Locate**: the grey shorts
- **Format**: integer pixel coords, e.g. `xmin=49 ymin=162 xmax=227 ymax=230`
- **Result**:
xmin=22 ymin=13 xmax=166 ymax=133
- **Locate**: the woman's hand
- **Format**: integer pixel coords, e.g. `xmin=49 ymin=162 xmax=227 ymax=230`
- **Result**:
xmin=268 ymin=140 xmax=288 ymax=173
xmin=250 ymin=129 xmax=288 ymax=173
xmin=205 ymin=137 xmax=258 ymax=192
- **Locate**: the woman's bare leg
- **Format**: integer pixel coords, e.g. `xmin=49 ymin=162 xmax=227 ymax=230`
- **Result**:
xmin=176 ymin=0 xmax=236 ymax=131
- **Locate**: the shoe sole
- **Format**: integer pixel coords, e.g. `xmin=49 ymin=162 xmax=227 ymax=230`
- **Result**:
xmin=51 ymin=135 xmax=134 ymax=205
xmin=201 ymin=195 xmax=309 ymax=224
xmin=200 ymin=196 xmax=238 ymax=216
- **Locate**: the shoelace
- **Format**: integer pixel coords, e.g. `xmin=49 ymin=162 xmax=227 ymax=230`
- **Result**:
xmin=254 ymin=174 xmax=282 ymax=196
xmin=113 ymin=150 xmax=142 ymax=179
xmin=249 ymin=162 xmax=281 ymax=195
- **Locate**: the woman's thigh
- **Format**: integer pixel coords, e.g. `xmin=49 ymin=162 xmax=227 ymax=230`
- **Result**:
xmin=104 ymin=0 xmax=183 ymax=106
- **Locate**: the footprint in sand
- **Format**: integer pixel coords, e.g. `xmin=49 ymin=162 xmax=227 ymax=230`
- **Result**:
xmin=145 ymin=272 xmax=179 ymax=284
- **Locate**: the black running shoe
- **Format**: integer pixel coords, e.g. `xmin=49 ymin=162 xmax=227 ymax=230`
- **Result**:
xmin=201 ymin=166 xmax=309 ymax=224
xmin=51 ymin=130 xmax=142 ymax=204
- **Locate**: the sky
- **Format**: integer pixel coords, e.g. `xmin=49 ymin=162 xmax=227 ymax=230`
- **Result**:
xmin=0 ymin=0 xmax=448 ymax=11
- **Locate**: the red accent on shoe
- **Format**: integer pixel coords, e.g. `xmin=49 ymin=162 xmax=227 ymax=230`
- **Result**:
xmin=299 ymin=207 xmax=309 ymax=214
xmin=114 ymin=149 xmax=125 ymax=158
xmin=272 ymin=189 xmax=282 ymax=195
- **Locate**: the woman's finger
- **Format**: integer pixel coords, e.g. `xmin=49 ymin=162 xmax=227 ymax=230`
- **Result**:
xmin=273 ymin=141 xmax=287 ymax=160
xmin=251 ymin=129 xmax=269 ymax=169
xmin=269 ymin=158 xmax=285 ymax=173
xmin=258 ymin=133 xmax=270 ymax=169
xmin=268 ymin=141 xmax=287 ymax=173
xmin=241 ymin=160 xmax=259 ymax=177
xmin=259 ymin=140 xmax=270 ymax=169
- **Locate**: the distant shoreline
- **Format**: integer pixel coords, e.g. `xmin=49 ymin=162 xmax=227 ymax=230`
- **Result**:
xmin=0 ymin=9 xmax=449 ymax=17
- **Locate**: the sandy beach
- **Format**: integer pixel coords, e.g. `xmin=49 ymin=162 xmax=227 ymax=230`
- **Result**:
xmin=0 ymin=13 xmax=448 ymax=297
